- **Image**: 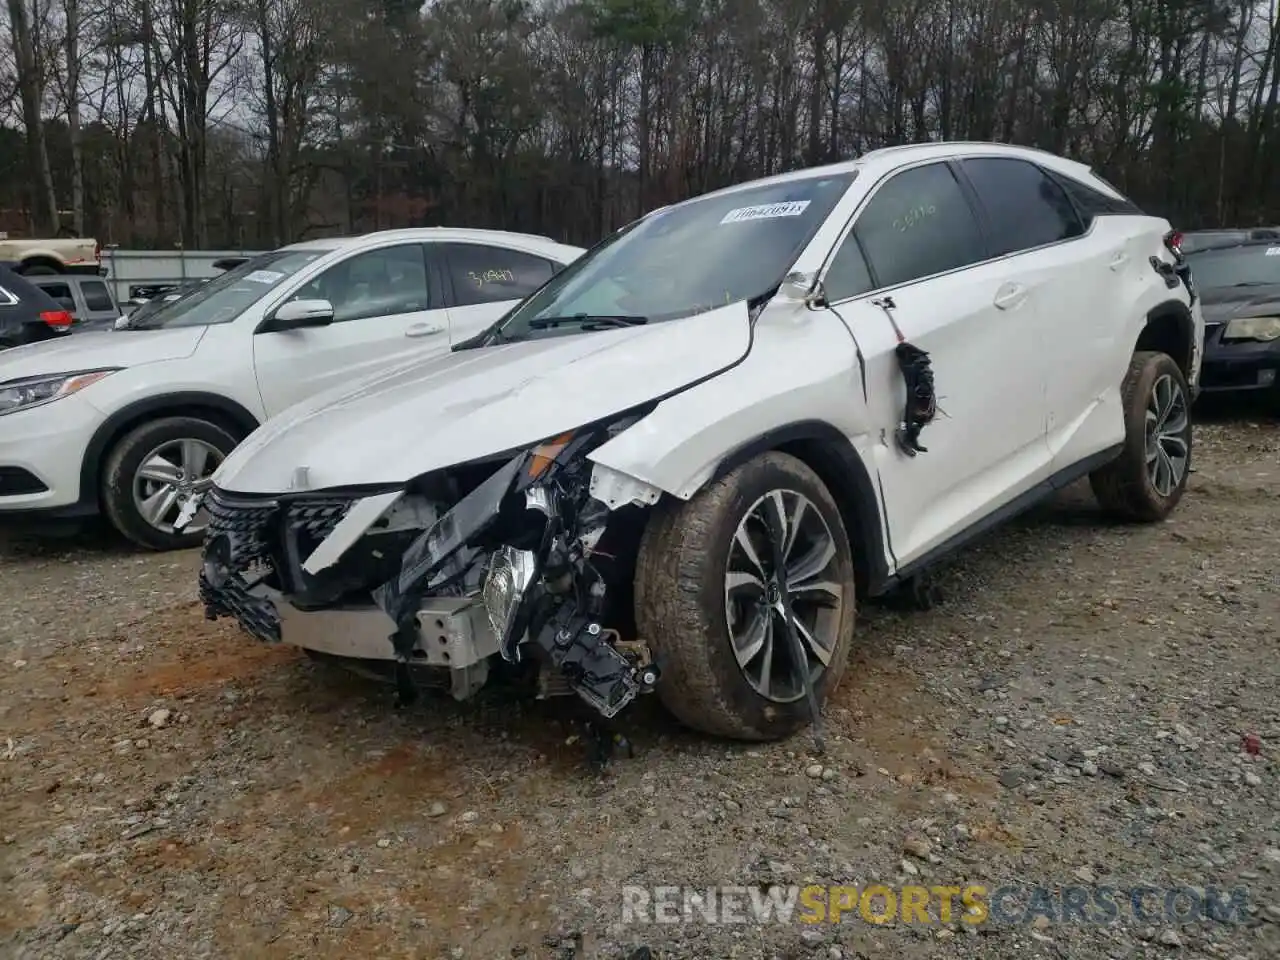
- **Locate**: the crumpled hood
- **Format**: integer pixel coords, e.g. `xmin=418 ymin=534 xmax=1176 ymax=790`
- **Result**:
xmin=215 ymin=303 xmax=751 ymax=494
xmin=0 ymin=326 xmax=206 ymax=381
xmin=1199 ymin=285 xmax=1280 ymax=325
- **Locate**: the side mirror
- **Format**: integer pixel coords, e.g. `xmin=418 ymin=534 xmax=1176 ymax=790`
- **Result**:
xmin=268 ymin=298 xmax=334 ymax=332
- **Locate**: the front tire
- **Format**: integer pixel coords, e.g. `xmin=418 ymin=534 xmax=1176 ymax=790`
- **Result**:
xmin=1089 ymin=350 xmax=1192 ymax=522
xmin=634 ymin=452 xmax=856 ymax=741
xmin=101 ymin=416 xmax=238 ymax=551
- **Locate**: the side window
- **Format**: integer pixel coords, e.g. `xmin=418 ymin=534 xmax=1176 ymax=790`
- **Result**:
xmin=38 ymin=282 xmax=77 ymax=312
xmin=0 ymin=285 xmax=17 ymax=307
xmin=852 ymin=163 xmax=985 ymax=289
xmin=961 ymin=158 xmax=1085 ymax=256
xmin=824 ymin=232 xmax=875 ymax=302
xmin=444 ymin=243 xmax=556 ymax=306
xmin=292 ymin=245 xmax=429 ymax=323
xmin=1054 ymin=174 xmax=1144 ymax=223
xmin=80 ymin=280 xmax=115 ymax=312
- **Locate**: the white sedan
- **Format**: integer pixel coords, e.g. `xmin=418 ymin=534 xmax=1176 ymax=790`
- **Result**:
xmin=0 ymin=228 xmax=583 ymax=549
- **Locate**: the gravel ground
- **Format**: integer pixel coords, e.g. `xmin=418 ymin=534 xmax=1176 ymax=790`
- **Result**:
xmin=2 ymin=408 xmax=1278 ymax=960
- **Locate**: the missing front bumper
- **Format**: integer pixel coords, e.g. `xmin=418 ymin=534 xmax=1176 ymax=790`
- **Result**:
xmin=202 ymin=574 xmax=501 ymax=700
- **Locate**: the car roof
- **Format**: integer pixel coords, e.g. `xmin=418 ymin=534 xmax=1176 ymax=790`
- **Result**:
xmin=650 ymin=141 xmax=1105 ymax=207
xmin=277 ymin=228 xmax=583 ymax=262
xmin=27 ymin=273 xmax=108 ymax=287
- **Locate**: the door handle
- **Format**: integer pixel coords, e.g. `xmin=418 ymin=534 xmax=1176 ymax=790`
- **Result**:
xmin=993 ymin=282 xmax=1027 ymax=311
xmin=1109 ymin=252 xmax=1129 ymax=271
xmin=404 ymin=323 xmax=444 ymax=338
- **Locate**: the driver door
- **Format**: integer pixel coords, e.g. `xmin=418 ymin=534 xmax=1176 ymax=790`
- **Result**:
xmin=252 ymin=243 xmax=450 ymax=417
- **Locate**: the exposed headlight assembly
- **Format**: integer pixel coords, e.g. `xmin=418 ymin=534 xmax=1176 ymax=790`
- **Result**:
xmin=1223 ymin=317 xmax=1280 ymax=342
xmin=374 ymin=409 xmax=653 ymax=661
xmin=481 ymin=545 xmax=539 ymax=648
xmin=0 ymin=369 xmax=117 ymax=415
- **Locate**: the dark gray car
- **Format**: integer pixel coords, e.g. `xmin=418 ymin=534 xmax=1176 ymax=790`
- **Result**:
xmin=0 ymin=264 xmax=75 ymax=347
xmin=1187 ymin=238 xmax=1280 ymax=396
xmin=27 ymin=274 xmax=122 ymax=330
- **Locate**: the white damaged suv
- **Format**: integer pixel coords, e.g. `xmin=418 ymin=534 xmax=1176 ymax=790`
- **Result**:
xmin=197 ymin=142 xmax=1202 ymax=741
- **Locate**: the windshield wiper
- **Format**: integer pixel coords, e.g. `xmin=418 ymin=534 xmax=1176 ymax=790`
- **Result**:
xmin=528 ymin=313 xmax=648 ymax=330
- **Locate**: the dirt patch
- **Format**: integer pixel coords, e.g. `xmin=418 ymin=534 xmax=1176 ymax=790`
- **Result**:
xmin=2 ymin=412 xmax=1278 ymax=960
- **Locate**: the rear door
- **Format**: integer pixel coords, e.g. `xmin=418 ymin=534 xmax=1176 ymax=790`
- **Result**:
xmin=952 ymin=156 xmax=1105 ymax=455
xmin=252 ymin=242 xmax=452 ymax=416
xmin=435 ymin=242 xmax=561 ymax=344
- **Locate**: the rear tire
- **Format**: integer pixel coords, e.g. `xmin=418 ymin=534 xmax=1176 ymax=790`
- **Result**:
xmin=1089 ymin=350 xmax=1192 ymax=522
xmin=634 ymin=452 xmax=856 ymax=741
xmin=101 ymin=416 xmax=238 ymax=551
xmin=18 ymin=264 xmax=58 ymax=277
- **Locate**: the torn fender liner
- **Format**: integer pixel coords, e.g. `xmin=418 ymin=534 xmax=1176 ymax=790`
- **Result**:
xmin=871 ymin=294 xmax=937 ymax=456
xmin=894 ymin=341 xmax=937 ymax=456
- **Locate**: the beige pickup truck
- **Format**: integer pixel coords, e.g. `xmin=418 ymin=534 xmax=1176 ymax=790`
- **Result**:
xmin=0 ymin=233 xmax=103 ymax=276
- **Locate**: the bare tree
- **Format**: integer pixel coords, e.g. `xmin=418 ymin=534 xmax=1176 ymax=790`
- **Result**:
xmin=6 ymin=0 xmax=59 ymax=232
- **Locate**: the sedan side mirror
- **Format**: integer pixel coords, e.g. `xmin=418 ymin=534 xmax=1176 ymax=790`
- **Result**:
xmin=268 ymin=298 xmax=334 ymax=332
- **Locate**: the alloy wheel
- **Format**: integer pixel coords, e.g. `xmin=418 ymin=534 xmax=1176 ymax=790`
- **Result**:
xmin=1145 ymin=373 xmax=1189 ymax=497
xmin=723 ymin=489 xmax=845 ymax=703
xmin=132 ymin=438 xmax=224 ymax=535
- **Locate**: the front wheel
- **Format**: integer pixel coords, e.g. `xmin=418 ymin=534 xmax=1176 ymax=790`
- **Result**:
xmin=101 ymin=416 xmax=238 ymax=551
xmin=1089 ymin=350 xmax=1192 ymax=522
xmin=634 ymin=452 xmax=857 ymax=741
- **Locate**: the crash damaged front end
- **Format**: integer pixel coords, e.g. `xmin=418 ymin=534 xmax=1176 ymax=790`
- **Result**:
xmin=197 ymin=412 xmax=662 ymax=719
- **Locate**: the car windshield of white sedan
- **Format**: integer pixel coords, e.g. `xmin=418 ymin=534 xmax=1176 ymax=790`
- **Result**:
xmin=1187 ymin=245 xmax=1280 ymax=290
xmin=128 ymin=249 xmax=327 ymax=329
xmin=492 ymin=172 xmax=856 ymax=340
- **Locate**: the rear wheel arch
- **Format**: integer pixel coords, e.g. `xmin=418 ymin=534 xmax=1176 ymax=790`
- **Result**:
xmin=17 ymin=257 xmax=64 ymax=276
xmin=1136 ymin=300 xmax=1194 ymax=379
xmin=703 ymin=420 xmax=892 ymax=599
xmin=79 ymin=392 xmax=260 ymax=510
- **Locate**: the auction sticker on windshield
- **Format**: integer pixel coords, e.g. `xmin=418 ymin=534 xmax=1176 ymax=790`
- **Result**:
xmin=720 ymin=201 xmax=810 ymax=224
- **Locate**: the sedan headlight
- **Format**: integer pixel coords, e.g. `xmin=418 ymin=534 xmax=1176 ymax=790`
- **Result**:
xmin=1223 ymin=317 xmax=1280 ymax=342
xmin=0 ymin=370 xmax=117 ymax=416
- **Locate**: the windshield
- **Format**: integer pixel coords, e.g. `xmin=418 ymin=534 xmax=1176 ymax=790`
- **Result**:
xmin=129 ymin=249 xmax=328 ymax=329
xmin=1187 ymin=245 xmax=1280 ymax=290
xmin=491 ymin=172 xmax=856 ymax=341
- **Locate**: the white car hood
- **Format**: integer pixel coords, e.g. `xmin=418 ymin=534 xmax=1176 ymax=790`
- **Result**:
xmin=216 ymin=303 xmax=751 ymax=494
xmin=0 ymin=327 xmax=206 ymax=381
